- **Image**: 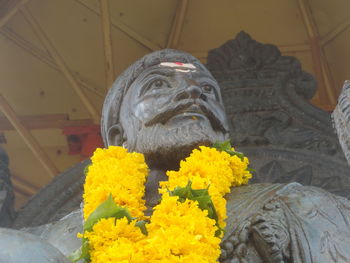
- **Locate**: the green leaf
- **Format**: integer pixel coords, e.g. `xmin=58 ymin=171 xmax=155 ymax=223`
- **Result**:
xmin=70 ymin=195 xmax=141 ymax=262
xmin=135 ymin=220 xmax=149 ymax=235
xmin=171 ymin=185 xmax=189 ymax=200
xmin=83 ymin=164 xmax=90 ymax=176
xmin=168 ymin=181 xmax=223 ymax=236
xmin=68 ymin=238 xmax=90 ymax=263
xmin=67 ymin=247 xmax=82 ymax=263
xmin=227 ymin=150 xmax=244 ymax=161
xmin=213 ymin=141 xmax=257 ymax=176
xmin=213 ymin=140 xmax=231 ymax=151
xmin=81 ymin=238 xmax=90 ymax=262
xmin=84 ymin=194 xmax=133 ymax=232
xmin=213 ymin=140 xmax=245 ymax=161
xmin=247 ymin=167 xmax=256 ymax=173
xmin=191 ymin=188 xmax=209 ymax=197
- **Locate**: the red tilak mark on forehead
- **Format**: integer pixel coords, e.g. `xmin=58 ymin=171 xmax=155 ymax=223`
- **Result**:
xmin=175 ymin=62 xmax=184 ymax=66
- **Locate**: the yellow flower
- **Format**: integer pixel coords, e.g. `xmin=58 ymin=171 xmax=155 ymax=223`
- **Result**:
xmin=80 ymin=145 xmax=253 ymax=263
xmin=83 ymin=146 xmax=148 ymax=220
xmin=163 ymin=146 xmax=251 ymax=196
xmin=143 ymin=194 xmax=221 ymax=262
xmin=160 ymin=146 xmax=252 ymax=228
xmin=84 ymin=217 xmax=146 ymax=263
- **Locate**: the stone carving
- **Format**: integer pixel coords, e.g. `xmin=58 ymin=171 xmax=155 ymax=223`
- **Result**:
xmin=206 ymin=31 xmax=315 ymax=98
xmin=11 ymin=32 xmax=350 ymax=230
xmin=332 ymin=80 xmax=350 ymax=165
xmin=12 ymin=160 xmax=89 ymax=229
xmin=257 ymin=160 xmax=313 ymax=185
xmin=0 ymin=228 xmax=71 ymax=263
xmin=227 ymin=111 xmax=337 ymax=155
xmin=1 ymin=36 xmax=350 ymax=262
xmin=207 ymin=31 xmax=341 ymax=158
xmin=254 ymin=159 xmax=350 ymax=198
xmin=0 ymin=147 xmax=15 ymax=227
xmin=206 ymin=31 xmax=350 ymax=198
xmin=221 ymin=183 xmax=350 ymax=262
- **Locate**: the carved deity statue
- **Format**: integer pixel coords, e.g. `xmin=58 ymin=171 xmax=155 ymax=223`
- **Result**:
xmin=1 ymin=49 xmax=350 ymax=263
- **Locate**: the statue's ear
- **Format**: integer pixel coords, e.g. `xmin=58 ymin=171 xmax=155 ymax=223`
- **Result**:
xmin=106 ymin=124 xmax=124 ymax=146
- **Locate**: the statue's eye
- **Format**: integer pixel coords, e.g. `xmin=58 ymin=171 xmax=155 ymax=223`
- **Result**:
xmin=151 ymin=79 xmax=170 ymax=90
xmin=143 ymin=79 xmax=171 ymax=96
xmin=154 ymin=80 xmax=164 ymax=87
xmin=202 ymin=84 xmax=213 ymax=93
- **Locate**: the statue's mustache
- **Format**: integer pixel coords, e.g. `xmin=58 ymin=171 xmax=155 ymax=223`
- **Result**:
xmin=144 ymin=99 xmax=228 ymax=133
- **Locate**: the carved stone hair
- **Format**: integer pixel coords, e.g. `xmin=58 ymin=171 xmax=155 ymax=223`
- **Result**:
xmin=101 ymin=49 xmax=212 ymax=146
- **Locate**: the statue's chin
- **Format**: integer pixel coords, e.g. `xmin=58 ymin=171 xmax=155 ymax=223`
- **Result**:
xmin=144 ymin=140 xmax=212 ymax=170
xmin=133 ymin=122 xmax=225 ymax=170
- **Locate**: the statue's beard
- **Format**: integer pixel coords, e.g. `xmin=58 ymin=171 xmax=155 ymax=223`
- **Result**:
xmin=132 ymin=121 xmax=226 ymax=170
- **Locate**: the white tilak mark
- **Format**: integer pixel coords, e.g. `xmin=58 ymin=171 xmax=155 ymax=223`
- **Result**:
xmin=160 ymin=62 xmax=196 ymax=69
xmin=175 ymin=69 xmax=196 ymax=73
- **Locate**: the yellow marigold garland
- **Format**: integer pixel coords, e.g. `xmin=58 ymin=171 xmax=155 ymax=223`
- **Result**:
xmin=161 ymin=146 xmax=251 ymax=229
xmin=72 ymin=143 xmax=252 ymax=263
xmin=83 ymin=146 xmax=148 ymax=220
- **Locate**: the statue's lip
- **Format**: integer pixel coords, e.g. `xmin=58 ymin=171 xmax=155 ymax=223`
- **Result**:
xmin=170 ymin=112 xmax=207 ymax=119
xmin=144 ymin=100 xmax=227 ymax=133
xmin=165 ymin=112 xmax=207 ymax=126
xmin=182 ymin=104 xmax=205 ymax=115
xmin=145 ymin=102 xmax=204 ymax=126
xmin=164 ymin=104 xmax=207 ymax=123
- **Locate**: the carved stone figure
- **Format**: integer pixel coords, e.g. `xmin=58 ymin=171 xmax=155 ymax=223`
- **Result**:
xmin=11 ymin=32 xmax=350 ymax=228
xmin=0 ymin=147 xmax=15 ymax=227
xmin=2 ymin=37 xmax=350 ymax=262
xmin=206 ymin=32 xmax=350 ymax=198
xmin=332 ymin=80 xmax=350 ymax=166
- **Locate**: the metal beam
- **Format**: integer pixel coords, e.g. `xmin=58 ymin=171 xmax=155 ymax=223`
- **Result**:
xmin=13 ymin=187 xmax=32 ymax=197
xmin=0 ymin=0 xmax=29 ymax=30
xmin=0 ymin=94 xmax=59 ymax=178
xmin=21 ymin=7 xmax=100 ymax=123
xmin=1 ymin=27 xmax=104 ymax=98
xmin=11 ymin=175 xmax=38 ymax=196
xmin=297 ymin=0 xmax=336 ymax=105
xmin=75 ymin=0 xmax=161 ymax=51
xmin=317 ymin=104 xmax=335 ymax=112
xmin=2 ymin=24 xmax=311 ymax=83
xmin=276 ymin=43 xmax=310 ymax=53
xmin=99 ymin=0 xmax=115 ymax=90
xmin=0 ymin=114 xmax=94 ymax=131
xmin=321 ymin=16 xmax=350 ymax=46
xmin=167 ymin=0 xmax=188 ymax=48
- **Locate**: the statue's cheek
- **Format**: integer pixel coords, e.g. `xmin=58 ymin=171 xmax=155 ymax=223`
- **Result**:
xmin=134 ymin=96 xmax=171 ymax=122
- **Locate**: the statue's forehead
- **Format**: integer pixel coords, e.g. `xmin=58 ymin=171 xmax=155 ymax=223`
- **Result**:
xmin=159 ymin=62 xmax=197 ymax=73
xmin=135 ymin=63 xmax=213 ymax=81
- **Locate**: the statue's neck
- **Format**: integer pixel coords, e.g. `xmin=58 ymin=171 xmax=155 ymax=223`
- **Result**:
xmin=144 ymin=168 xmax=168 ymax=215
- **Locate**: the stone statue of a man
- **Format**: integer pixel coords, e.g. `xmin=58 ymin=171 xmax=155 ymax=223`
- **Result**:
xmin=1 ymin=49 xmax=350 ymax=263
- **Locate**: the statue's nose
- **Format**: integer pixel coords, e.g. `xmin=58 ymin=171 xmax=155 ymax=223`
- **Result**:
xmin=174 ymin=85 xmax=204 ymax=101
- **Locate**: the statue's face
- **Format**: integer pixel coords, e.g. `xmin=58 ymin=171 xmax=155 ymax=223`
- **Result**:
xmin=119 ymin=62 xmax=229 ymax=168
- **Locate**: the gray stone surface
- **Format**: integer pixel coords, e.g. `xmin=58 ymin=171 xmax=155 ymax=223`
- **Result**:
xmin=206 ymin=31 xmax=350 ymax=198
xmin=332 ymin=80 xmax=350 ymax=166
xmin=12 ymin=159 xmax=89 ymax=229
xmin=221 ymin=182 xmax=350 ymax=262
xmin=23 ymin=210 xmax=83 ymax=257
xmin=0 ymin=228 xmax=70 ymax=263
xmin=0 ymin=147 xmax=15 ymax=227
